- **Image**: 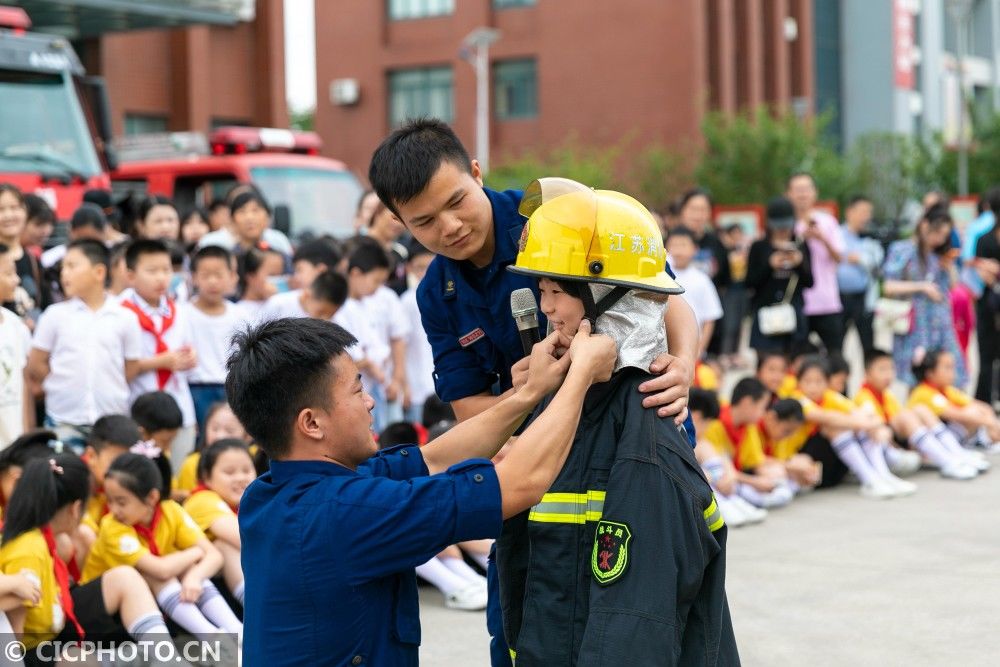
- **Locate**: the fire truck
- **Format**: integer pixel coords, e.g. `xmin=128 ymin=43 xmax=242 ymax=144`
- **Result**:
xmin=0 ymin=6 xmax=116 ymax=220
xmin=112 ymin=126 xmax=365 ymax=240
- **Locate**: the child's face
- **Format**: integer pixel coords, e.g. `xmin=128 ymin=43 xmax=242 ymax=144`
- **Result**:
xmin=735 ymin=395 xmax=769 ymax=425
xmin=407 ymin=253 xmax=434 ymax=283
xmin=205 ymin=406 xmax=247 ymax=446
xmin=104 ymin=476 xmax=155 ymax=525
xmin=181 ymin=213 xmax=210 ymax=246
xmin=829 ymin=372 xmax=848 ymax=395
xmin=86 ymin=444 xmax=130 ymax=484
xmin=23 ymin=218 xmax=54 ymax=247
xmin=0 ymin=252 xmax=19 ymax=303
xmin=61 ymin=248 xmax=105 ymax=298
xmin=798 ymin=367 xmax=828 ymax=402
xmin=538 ymin=278 xmax=585 ymax=336
xmin=666 ymin=236 xmax=696 ymax=268
xmin=757 ymin=355 xmax=787 ymax=393
xmin=233 ymin=201 xmax=268 ymax=242
xmin=140 ymin=205 xmax=180 ymax=241
xmin=293 ymin=260 xmax=326 ymax=291
xmin=193 ymin=257 xmax=234 ymax=303
xmin=304 ymin=289 xmax=338 ymax=321
xmin=371 ymin=206 xmax=406 ymax=241
xmin=764 ymin=413 xmax=801 ymax=441
xmin=206 ymin=449 xmax=256 ymax=508
xmin=865 ymin=357 xmax=896 ymax=390
xmin=927 ymin=352 xmax=956 ymax=387
xmin=0 ymin=192 xmax=26 ymax=241
xmin=349 ymin=267 xmax=389 ymax=299
xmin=129 ymin=253 xmax=172 ymax=303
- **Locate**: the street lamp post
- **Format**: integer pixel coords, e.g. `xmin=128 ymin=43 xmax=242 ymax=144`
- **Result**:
xmin=948 ymin=0 xmax=974 ymax=196
xmin=461 ymin=28 xmax=501 ymax=175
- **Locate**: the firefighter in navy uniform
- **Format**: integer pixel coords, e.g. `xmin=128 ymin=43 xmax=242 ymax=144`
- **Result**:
xmin=497 ymin=181 xmax=740 ymax=666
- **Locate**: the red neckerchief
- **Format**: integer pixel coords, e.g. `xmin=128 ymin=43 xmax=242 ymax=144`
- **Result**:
xmin=861 ymin=383 xmax=889 ymax=419
xmin=190 ymin=484 xmax=238 ymax=515
xmin=40 ymin=526 xmax=84 ymax=640
xmin=719 ymin=406 xmax=748 ymax=470
xmin=121 ymin=298 xmax=176 ymax=389
xmin=920 ymin=382 xmax=960 ymax=407
xmin=694 ymin=362 xmax=705 ymax=388
xmin=132 ymin=504 xmax=163 ymax=556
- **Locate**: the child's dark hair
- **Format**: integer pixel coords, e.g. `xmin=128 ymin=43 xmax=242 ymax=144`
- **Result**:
xmin=368 ymin=118 xmax=473 ymax=217
xmin=70 ymin=203 xmax=107 ymax=232
xmin=293 ymin=239 xmax=340 ymax=270
xmin=236 ymin=245 xmax=283 ymax=297
xmin=24 ymin=193 xmax=55 ymax=225
xmin=67 ymin=238 xmax=110 ymax=273
xmin=0 ymin=430 xmax=59 ymax=476
xmin=139 ymin=196 xmax=178 ymax=223
xmin=666 ymin=227 xmax=697 ymax=244
xmin=3 ymin=453 xmax=89 ymax=545
xmin=197 ymin=439 xmax=253 ymax=483
xmin=912 ymin=349 xmax=949 ymax=383
xmin=769 ymin=398 xmax=805 ymax=423
xmin=407 ymin=238 xmax=432 ymax=260
xmin=107 ymin=450 xmax=172 ymax=504
xmin=688 ymin=388 xmax=721 ymax=420
xmin=310 ymin=271 xmax=348 ymax=307
xmin=181 ymin=206 xmax=209 ymax=228
xmin=348 ymin=243 xmax=391 ymax=274
xmin=797 ymin=355 xmax=830 ymax=380
xmin=827 ymin=352 xmax=850 ymax=378
xmin=789 ymin=340 xmax=820 ymax=363
xmin=756 ymin=350 xmax=788 ymax=372
xmin=731 ymin=377 xmax=768 ymax=405
xmin=230 ymin=190 xmax=271 ymax=218
xmin=864 ymin=348 xmax=894 ymax=370
xmin=125 ymin=238 xmax=170 ymax=271
xmin=421 ymin=396 xmax=455 ymax=429
xmin=89 ymin=415 xmax=141 ymax=452
xmin=131 ymin=391 xmax=183 ymax=433
xmin=379 ymin=422 xmax=418 ymax=450
xmin=191 ymin=245 xmax=233 ymax=273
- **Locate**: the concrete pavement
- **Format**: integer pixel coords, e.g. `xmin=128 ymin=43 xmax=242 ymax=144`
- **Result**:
xmin=419 ymin=467 xmax=1000 ymax=665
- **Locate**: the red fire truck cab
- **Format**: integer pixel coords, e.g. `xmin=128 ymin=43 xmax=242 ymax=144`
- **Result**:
xmin=112 ymin=127 xmax=364 ymax=240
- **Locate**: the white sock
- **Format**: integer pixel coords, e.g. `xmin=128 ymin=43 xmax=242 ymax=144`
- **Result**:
xmin=415 ymin=557 xmax=470 ymax=595
xmin=831 ymin=432 xmax=882 ymax=485
xmin=127 ymin=611 xmax=170 ymax=639
xmin=440 ymin=557 xmax=486 ymax=585
xmin=155 ymin=580 xmax=219 ymax=638
xmin=470 ymin=551 xmax=489 ymax=571
xmin=910 ymin=428 xmax=954 ymax=467
xmin=232 ymin=580 xmax=245 ymax=606
xmin=932 ymin=424 xmax=968 ymax=456
xmin=736 ymin=483 xmax=766 ymax=507
xmin=196 ymin=580 xmax=243 ymax=634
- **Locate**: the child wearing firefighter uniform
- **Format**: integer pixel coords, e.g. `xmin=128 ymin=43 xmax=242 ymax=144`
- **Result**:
xmin=496 ymin=179 xmax=739 ymax=666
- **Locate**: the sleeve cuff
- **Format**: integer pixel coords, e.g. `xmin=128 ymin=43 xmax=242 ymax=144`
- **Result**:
xmin=447 ymin=460 xmax=503 ymax=542
xmin=435 ymin=369 xmax=496 ymax=403
xmin=375 ymin=445 xmax=429 ymax=481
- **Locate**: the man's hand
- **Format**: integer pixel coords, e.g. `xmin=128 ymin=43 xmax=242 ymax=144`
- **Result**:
xmin=511 ymin=356 xmax=531 ymax=392
xmin=521 ymin=330 xmax=572 ymax=400
xmin=641 ymin=353 xmax=694 ymax=424
xmin=567 ymin=320 xmax=616 ymax=383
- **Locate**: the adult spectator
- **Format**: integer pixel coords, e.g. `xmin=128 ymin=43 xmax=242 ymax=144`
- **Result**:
xmin=198 ymin=186 xmax=292 ymax=256
xmin=961 ymin=187 xmax=1000 ymax=298
xmin=745 ymin=197 xmax=814 ymax=354
xmin=882 ymin=205 xmax=967 ymax=387
xmin=837 ymin=195 xmax=883 ymax=353
xmin=787 ymin=172 xmax=845 ymax=352
xmin=19 ymin=194 xmax=55 ymax=256
xmin=973 ymin=211 xmax=1000 ymax=403
xmin=676 ymin=188 xmax=731 ymax=290
xmin=0 ymin=184 xmax=49 ymax=323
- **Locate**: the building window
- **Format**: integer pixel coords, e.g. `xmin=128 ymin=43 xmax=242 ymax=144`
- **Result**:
xmin=211 ymin=118 xmax=251 ymax=129
xmin=494 ymin=0 xmax=535 ymax=8
xmin=494 ymin=59 xmax=537 ymax=120
xmin=388 ymin=0 xmax=454 ymax=20
xmin=124 ymin=114 xmax=168 ymax=135
xmin=388 ymin=67 xmax=454 ymax=126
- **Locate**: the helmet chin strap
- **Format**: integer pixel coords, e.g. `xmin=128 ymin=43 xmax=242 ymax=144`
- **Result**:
xmin=578 ymin=285 xmax=630 ymax=331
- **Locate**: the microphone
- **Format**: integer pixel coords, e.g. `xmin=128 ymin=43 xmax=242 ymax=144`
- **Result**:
xmin=510 ymin=288 xmax=541 ymax=357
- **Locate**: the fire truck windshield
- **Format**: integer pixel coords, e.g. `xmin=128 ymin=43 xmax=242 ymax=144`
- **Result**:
xmin=250 ymin=165 xmax=363 ymax=239
xmin=0 ymin=71 xmax=101 ymax=178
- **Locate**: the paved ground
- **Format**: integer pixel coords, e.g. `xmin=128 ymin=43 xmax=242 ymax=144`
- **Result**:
xmin=419 ymin=466 xmax=1000 ymax=666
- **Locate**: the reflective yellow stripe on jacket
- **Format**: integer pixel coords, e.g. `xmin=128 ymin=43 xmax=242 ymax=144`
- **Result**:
xmin=527 ymin=490 xmax=725 ymax=533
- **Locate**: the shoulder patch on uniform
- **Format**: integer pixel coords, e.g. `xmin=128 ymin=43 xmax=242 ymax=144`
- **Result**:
xmin=459 ymin=328 xmax=486 ymax=347
xmin=591 ymin=519 xmax=631 ymax=585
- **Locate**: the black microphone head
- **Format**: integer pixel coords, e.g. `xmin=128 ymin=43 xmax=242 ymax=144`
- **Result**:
xmin=510 ymin=288 xmax=538 ymax=318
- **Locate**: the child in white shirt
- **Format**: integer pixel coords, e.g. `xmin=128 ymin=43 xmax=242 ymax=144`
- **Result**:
xmin=668 ymin=228 xmax=723 ymax=360
xmin=401 ymin=242 xmax=436 ymax=424
xmin=257 ymin=240 xmax=340 ymax=322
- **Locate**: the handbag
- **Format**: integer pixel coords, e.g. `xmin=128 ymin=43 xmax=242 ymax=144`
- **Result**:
xmin=874 ymin=297 xmax=913 ymax=335
xmin=758 ymin=273 xmax=799 ymax=336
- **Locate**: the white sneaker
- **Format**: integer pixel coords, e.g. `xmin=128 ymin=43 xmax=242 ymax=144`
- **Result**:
xmin=445 ymin=582 xmax=488 ymax=611
xmin=888 ymin=450 xmax=922 ymax=476
xmin=940 ymin=460 xmax=979 ymax=480
xmin=964 ymin=451 xmax=991 ymax=472
xmin=731 ymin=496 xmax=768 ymax=523
xmin=883 ymin=475 xmax=918 ymax=496
xmin=860 ymin=480 xmax=897 ymax=499
xmin=759 ymin=484 xmax=794 ymax=508
xmin=716 ymin=495 xmax=748 ymax=528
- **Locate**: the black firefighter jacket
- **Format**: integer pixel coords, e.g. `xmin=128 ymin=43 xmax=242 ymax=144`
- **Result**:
xmin=497 ymin=367 xmax=740 ymax=666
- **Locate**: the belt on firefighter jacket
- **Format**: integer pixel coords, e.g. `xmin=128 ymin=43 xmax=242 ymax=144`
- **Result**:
xmin=527 ymin=490 xmax=726 ymax=533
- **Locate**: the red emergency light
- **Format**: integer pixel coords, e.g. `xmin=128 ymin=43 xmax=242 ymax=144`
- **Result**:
xmin=208 ymin=126 xmax=323 ymax=156
xmin=0 ymin=6 xmax=31 ymax=32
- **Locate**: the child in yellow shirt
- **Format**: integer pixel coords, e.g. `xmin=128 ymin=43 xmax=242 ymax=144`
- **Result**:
xmin=0 ymin=454 xmax=176 ymax=659
xmin=0 ymin=431 xmax=62 ymax=524
xmin=175 ymin=402 xmax=249 ymax=501
xmin=82 ymin=444 xmax=241 ymax=638
xmin=183 ymin=439 xmax=255 ymax=607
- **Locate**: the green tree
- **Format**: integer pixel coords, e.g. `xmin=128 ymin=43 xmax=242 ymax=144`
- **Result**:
xmin=289 ymin=108 xmax=315 ymax=131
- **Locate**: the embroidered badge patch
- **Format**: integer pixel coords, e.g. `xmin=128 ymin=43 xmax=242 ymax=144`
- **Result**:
xmin=592 ymin=520 xmax=631 ymax=585
xmin=459 ymin=328 xmax=486 ymax=347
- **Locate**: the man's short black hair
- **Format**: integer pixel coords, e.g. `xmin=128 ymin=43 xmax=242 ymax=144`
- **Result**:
xmin=378 ymin=422 xmax=418 ymax=449
xmin=864 ymin=348 xmax=894 ymax=369
xmin=70 ymin=203 xmax=108 ymax=232
xmin=731 ymin=377 xmax=768 ymax=405
xmin=367 ymin=118 xmax=473 ymax=217
xmin=421 ymin=396 xmax=455 ymax=429
xmin=125 ymin=239 xmax=170 ymax=271
xmin=130 ymin=391 xmax=183 ymax=433
xmin=310 ymin=271 xmax=348 ymax=306
xmin=348 ymin=243 xmax=391 ymax=274
xmin=769 ymin=398 xmax=805 ymax=423
xmin=191 ymin=245 xmax=233 ymax=273
xmin=89 ymin=414 xmax=141 ymax=452
xmin=688 ymin=388 xmax=721 ymax=421
xmin=293 ymin=239 xmax=340 ymax=270
xmin=226 ymin=318 xmax=357 ymax=458
xmin=66 ymin=239 xmax=110 ymax=272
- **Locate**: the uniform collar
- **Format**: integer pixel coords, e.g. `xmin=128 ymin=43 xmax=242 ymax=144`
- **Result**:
xmin=122 ymin=288 xmax=172 ymax=318
xmin=268 ymin=458 xmax=357 ymax=483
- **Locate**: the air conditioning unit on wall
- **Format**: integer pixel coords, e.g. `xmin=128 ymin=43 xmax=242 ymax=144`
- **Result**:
xmin=330 ymin=79 xmax=360 ymax=106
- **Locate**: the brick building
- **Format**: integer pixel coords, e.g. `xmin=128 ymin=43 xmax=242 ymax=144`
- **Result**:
xmin=315 ymin=0 xmax=816 ymax=173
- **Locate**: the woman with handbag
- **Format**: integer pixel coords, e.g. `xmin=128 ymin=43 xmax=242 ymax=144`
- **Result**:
xmin=882 ymin=205 xmax=967 ymax=387
xmin=746 ymin=197 xmax=814 ymax=354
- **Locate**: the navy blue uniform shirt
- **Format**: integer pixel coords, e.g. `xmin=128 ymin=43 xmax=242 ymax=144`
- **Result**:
xmin=239 ymin=445 xmax=502 ymax=667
